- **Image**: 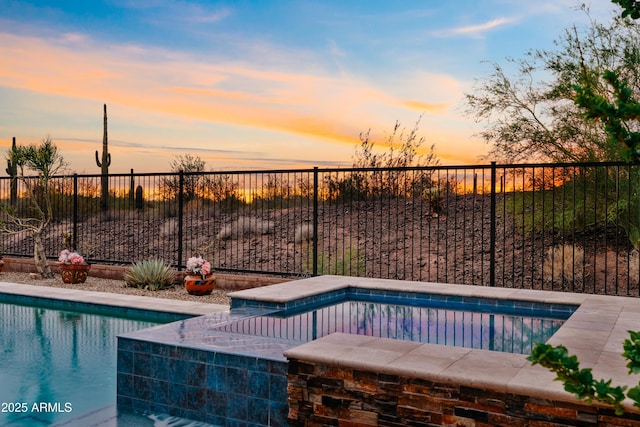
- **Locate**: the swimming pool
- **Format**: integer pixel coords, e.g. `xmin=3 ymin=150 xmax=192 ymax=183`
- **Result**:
xmin=216 ymin=299 xmax=567 ymax=354
xmin=0 ymin=297 xmax=201 ymax=426
xmin=118 ymin=278 xmax=578 ymax=426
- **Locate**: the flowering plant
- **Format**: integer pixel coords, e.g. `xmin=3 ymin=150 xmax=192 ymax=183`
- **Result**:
xmin=59 ymin=249 xmax=86 ymax=265
xmin=185 ymin=256 xmax=211 ymax=278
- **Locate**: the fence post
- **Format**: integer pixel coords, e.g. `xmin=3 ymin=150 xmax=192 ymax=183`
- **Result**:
xmin=73 ymin=173 xmax=79 ymax=250
xmin=177 ymin=171 xmax=184 ymax=270
xmin=312 ymin=167 xmax=319 ymax=276
xmin=129 ymin=169 xmax=135 ymax=206
xmin=489 ymin=161 xmax=496 ymax=287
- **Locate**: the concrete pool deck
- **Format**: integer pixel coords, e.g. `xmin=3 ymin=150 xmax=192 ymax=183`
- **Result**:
xmin=0 ymin=281 xmax=230 ymax=316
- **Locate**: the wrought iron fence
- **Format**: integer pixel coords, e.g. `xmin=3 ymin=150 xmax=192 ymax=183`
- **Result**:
xmin=1 ymin=161 xmax=639 ymax=296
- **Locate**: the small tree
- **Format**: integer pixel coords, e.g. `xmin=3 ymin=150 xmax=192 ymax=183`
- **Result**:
xmin=160 ymin=154 xmax=207 ymax=202
xmin=0 ymin=137 xmax=67 ymax=278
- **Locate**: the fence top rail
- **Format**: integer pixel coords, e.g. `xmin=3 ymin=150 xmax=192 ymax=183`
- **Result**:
xmin=0 ymin=160 xmax=636 ymax=180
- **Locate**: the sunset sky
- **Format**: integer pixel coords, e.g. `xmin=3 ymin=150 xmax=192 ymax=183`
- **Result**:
xmin=0 ymin=1 xmax=619 ymax=173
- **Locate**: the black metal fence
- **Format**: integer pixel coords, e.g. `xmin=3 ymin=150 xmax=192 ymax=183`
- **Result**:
xmin=2 ymin=161 xmax=639 ymax=296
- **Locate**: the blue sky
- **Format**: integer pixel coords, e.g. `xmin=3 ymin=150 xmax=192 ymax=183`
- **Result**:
xmin=0 ymin=1 xmax=618 ymax=173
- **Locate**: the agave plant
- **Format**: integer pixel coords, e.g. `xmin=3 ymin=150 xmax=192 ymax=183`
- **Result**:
xmin=124 ymin=258 xmax=176 ymax=291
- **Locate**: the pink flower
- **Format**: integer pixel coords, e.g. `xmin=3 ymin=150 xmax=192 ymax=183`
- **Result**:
xmin=201 ymin=261 xmax=211 ymax=275
xmin=68 ymin=252 xmax=85 ymax=265
xmin=58 ymin=249 xmax=71 ymax=263
xmin=59 ymin=249 xmax=86 ymax=265
xmin=185 ymin=256 xmax=212 ymax=277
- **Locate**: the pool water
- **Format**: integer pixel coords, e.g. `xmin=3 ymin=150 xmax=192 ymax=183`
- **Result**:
xmin=0 ymin=301 xmax=212 ymax=426
xmin=217 ymin=300 xmax=567 ymax=354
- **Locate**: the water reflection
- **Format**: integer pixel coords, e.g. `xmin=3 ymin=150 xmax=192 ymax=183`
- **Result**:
xmin=218 ymin=301 xmax=566 ymax=354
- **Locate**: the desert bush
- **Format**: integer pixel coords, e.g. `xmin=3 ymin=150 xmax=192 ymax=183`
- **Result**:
xmin=325 ymin=119 xmax=440 ymax=202
xmin=543 ymin=244 xmax=587 ymax=286
xmin=124 ymin=258 xmax=176 ymax=291
xmin=293 ymin=222 xmax=314 ymax=243
xmin=216 ymin=216 xmax=275 ymax=240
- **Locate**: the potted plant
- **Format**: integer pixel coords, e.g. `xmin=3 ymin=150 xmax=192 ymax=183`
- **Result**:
xmin=58 ymin=249 xmax=90 ymax=284
xmin=183 ymin=256 xmax=215 ymax=295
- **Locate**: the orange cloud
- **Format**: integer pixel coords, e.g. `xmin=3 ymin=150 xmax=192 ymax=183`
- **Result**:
xmin=0 ymin=30 xmax=458 ymax=148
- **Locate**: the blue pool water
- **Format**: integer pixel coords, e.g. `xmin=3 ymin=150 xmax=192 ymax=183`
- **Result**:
xmin=0 ymin=298 xmax=210 ymax=426
xmin=218 ymin=299 xmax=568 ymax=354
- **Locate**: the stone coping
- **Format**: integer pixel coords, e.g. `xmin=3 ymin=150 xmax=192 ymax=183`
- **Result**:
xmin=0 ymin=282 xmax=229 ymax=316
xmin=233 ymin=276 xmax=640 ymax=413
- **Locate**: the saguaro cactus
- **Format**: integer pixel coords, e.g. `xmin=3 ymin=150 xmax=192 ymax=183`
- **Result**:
xmin=6 ymin=137 xmax=18 ymax=205
xmin=96 ymin=104 xmax=111 ymax=211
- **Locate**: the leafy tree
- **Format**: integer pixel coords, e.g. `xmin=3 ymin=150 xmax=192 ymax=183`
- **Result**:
xmin=573 ymin=1 xmax=640 ymax=162
xmin=161 ymin=153 xmax=207 ymax=202
xmin=0 ymin=137 xmax=67 ymax=278
xmin=466 ymin=7 xmax=640 ymax=163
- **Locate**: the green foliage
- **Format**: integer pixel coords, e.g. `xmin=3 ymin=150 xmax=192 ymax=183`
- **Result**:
xmin=528 ymin=330 xmax=640 ymax=415
xmin=124 ymin=258 xmax=176 ymax=291
xmin=613 ymin=0 xmax=640 ymax=19
xmin=575 ymin=70 xmax=640 ymax=162
xmin=466 ymin=7 xmax=640 ymax=163
xmin=311 ymin=246 xmax=365 ymax=276
xmin=502 ymin=166 xmax=640 ymax=249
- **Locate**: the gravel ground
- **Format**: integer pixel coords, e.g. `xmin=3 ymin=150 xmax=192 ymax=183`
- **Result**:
xmin=0 ymin=271 xmax=231 ymax=305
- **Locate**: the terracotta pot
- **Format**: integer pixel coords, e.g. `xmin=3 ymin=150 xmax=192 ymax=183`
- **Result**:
xmin=60 ymin=263 xmax=91 ymax=284
xmin=184 ymin=273 xmax=216 ymax=296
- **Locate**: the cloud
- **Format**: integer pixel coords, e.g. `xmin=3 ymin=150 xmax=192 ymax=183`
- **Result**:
xmin=0 ymin=29 xmax=456 ymax=149
xmin=432 ymin=17 xmax=516 ymax=38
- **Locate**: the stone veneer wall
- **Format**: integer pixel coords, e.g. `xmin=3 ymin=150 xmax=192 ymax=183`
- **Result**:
xmin=117 ymin=337 xmax=289 ymax=426
xmin=287 ymin=359 xmax=640 ymax=427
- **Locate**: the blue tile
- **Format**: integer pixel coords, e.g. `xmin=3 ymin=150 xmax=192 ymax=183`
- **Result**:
xmin=248 ymin=397 xmax=269 ymax=425
xmin=181 ymin=347 xmax=208 ymax=362
xmin=226 ymin=393 xmax=248 ymax=421
xmin=268 ymin=361 xmax=288 ymax=376
xmin=133 ymin=375 xmax=152 ymax=401
xmin=117 ymin=350 xmax=133 ymax=375
xmin=131 ymin=397 xmax=151 ymax=413
xmin=269 ymin=374 xmax=288 ymax=403
xmin=117 ymin=374 xmax=134 ymax=397
xmin=133 ymin=352 xmax=153 ymax=377
xmin=205 ymin=390 xmax=227 ymax=417
xmin=168 ymin=358 xmax=189 ymax=384
xmin=133 ymin=339 xmax=151 ymax=353
xmin=184 ymin=361 xmax=207 ymax=388
xmin=150 ymin=355 xmax=169 ymax=382
xmin=184 ymin=385 xmax=208 ymax=411
xmin=148 ymin=401 xmax=169 ymax=415
xmin=170 ymin=383 xmax=188 ymax=409
xmin=116 ymin=395 xmax=133 ymax=409
xmin=269 ymin=401 xmax=290 ymax=427
xmin=150 ymin=379 xmax=169 ymax=405
xmin=118 ymin=337 xmax=136 ymax=351
xmin=206 ymin=364 xmax=226 ymax=391
xmin=248 ymin=371 xmax=269 ymax=399
xmin=226 ymin=367 xmax=249 ymax=395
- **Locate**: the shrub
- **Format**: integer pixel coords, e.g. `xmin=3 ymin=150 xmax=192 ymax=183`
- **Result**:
xmin=543 ymin=244 xmax=587 ymax=286
xmin=528 ymin=331 xmax=640 ymax=415
xmin=124 ymin=258 xmax=176 ymax=291
xmin=216 ymin=216 xmax=274 ymax=240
